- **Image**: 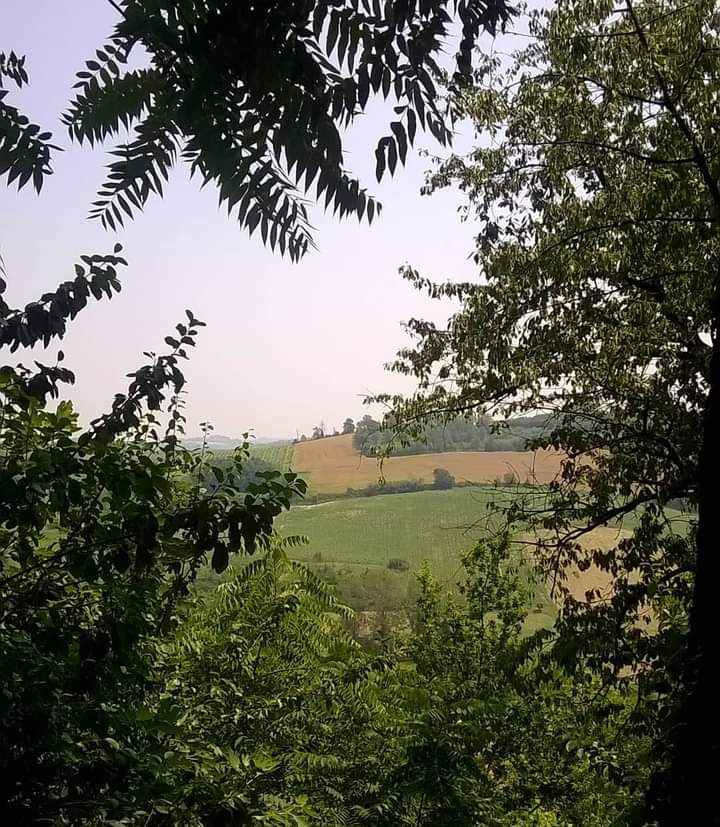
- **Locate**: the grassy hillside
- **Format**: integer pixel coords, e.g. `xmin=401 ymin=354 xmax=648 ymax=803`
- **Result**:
xmin=276 ymin=485 xmax=557 ymax=630
xmin=210 ymin=441 xmax=295 ymax=469
xmin=294 ymin=433 xmax=562 ymax=494
xmin=248 ymin=442 xmax=295 ymax=467
xmin=275 ymin=484 xmax=690 ymax=623
xmin=278 ymin=486 xmax=499 ymax=572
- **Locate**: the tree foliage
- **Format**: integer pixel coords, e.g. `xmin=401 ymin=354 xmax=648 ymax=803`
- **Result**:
xmin=384 ymin=0 xmax=718 ymax=819
xmin=61 ymin=0 xmax=513 ymax=260
xmin=432 ymin=466 xmax=454 ymax=489
xmin=0 ymin=328 xmax=306 ymax=822
xmin=2 ymin=0 xmax=698 ymax=822
xmin=111 ymin=535 xmax=648 ymax=825
xmin=0 ymin=49 xmax=57 ymax=193
xmin=352 ymin=412 xmax=547 ymax=455
xmin=1 ymin=54 xmax=305 ymax=823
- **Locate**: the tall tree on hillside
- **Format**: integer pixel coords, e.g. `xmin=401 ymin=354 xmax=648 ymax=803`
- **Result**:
xmin=384 ymin=0 xmax=719 ymax=820
xmin=55 ymin=0 xmax=514 ymax=262
xmin=342 ymin=417 xmax=355 ymax=434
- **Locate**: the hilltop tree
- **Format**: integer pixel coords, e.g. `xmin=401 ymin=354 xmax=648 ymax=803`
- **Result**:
xmin=342 ymin=417 xmax=355 ymax=434
xmin=386 ymin=0 xmax=718 ymax=820
xmin=352 ymin=413 xmax=381 ymax=451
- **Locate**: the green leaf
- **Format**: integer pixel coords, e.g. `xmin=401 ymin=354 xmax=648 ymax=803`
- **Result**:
xmin=252 ymin=751 xmax=279 ymax=771
xmin=406 ymin=108 xmax=417 ymax=144
xmin=387 ymin=136 xmax=398 ymax=174
xmin=212 ymin=543 xmax=229 ymax=573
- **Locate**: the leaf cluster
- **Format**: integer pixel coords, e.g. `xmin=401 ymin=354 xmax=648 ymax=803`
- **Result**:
xmin=61 ymin=0 xmax=514 ymax=259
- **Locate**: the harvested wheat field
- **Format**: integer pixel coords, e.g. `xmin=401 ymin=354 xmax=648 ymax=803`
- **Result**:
xmin=293 ymin=434 xmax=563 ymax=494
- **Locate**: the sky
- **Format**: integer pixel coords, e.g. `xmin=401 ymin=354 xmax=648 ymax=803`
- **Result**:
xmin=1 ymin=1 xmax=487 ymax=439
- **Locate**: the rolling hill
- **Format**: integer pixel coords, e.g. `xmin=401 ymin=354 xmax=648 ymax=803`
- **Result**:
xmin=293 ymin=433 xmax=562 ymax=494
xmin=275 ymin=485 xmax=557 ymax=631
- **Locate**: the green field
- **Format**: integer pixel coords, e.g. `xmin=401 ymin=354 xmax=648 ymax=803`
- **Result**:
xmin=277 ymin=486 xmax=500 ymax=573
xmin=275 ymin=486 xmax=556 ymax=628
xmin=198 ymin=482 xmax=693 ymax=633
xmin=210 ymin=441 xmax=295 ymax=469
xmin=248 ymin=442 xmax=295 ymax=468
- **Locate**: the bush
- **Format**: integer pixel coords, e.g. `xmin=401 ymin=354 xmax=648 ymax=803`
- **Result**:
xmin=494 ymin=471 xmax=518 ymax=486
xmin=347 ymin=479 xmax=425 ymax=497
xmin=433 ymin=467 xmax=455 ymax=489
xmin=387 ymin=558 xmax=410 ymax=572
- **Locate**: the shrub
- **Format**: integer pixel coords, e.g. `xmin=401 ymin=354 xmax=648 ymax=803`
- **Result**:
xmin=351 ymin=479 xmax=425 ymax=498
xmin=432 ymin=467 xmax=455 ymax=489
xmin=387 ymin=558 xmax=410 ymax=572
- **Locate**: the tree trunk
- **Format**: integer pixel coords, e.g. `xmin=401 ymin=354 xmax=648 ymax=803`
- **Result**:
xmin=659 ymin=266 xmax=720 ymax=824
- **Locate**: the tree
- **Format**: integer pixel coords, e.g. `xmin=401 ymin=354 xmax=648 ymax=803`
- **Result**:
xmin=0 ymin=50 xmax=56 ymax=194
xmin=384 ymin=0 xmax=716 ymax=820
xmin=154 ymin=534 xmax=647 ymax=825
xmin=312 ymin=424 xmax=325 ymax=440
xmin=139 ymin=538 xmax=384 ymax=825
xmin=386 ymin=542 xmax=647 ymax=824
xmin=432 ymin=466 xmax=455 ymax=489
xmin=58 ymin=0 xmax=513 ymax=262
xmin=1 ymin=51 xmax=307 ymax=823
xmin=3 ymin=3 xmax=528 ymax=821
xmin=352 ymin=413 xmax=382 ymax=453
xmin=342 ymin=417 xmax=355 ymax=434
xmin=0 ymin=319 xmax=307 ymax=822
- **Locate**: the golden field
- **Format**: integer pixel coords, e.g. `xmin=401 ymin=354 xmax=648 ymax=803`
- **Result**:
xmin=293 ymin=434 xmax=563 ymax=494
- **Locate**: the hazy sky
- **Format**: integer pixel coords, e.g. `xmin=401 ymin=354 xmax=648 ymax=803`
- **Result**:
xmin=2 ymin=1 xmax=487 ymax=438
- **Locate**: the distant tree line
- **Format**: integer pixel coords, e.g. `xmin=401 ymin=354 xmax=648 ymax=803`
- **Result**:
xmin=296 ymin=414 xmax=550 ymax=452
xmin=295 ymin=417 xmax=357 ymax=443
xmin=351 ymin=413 xmax=550 ymax=457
